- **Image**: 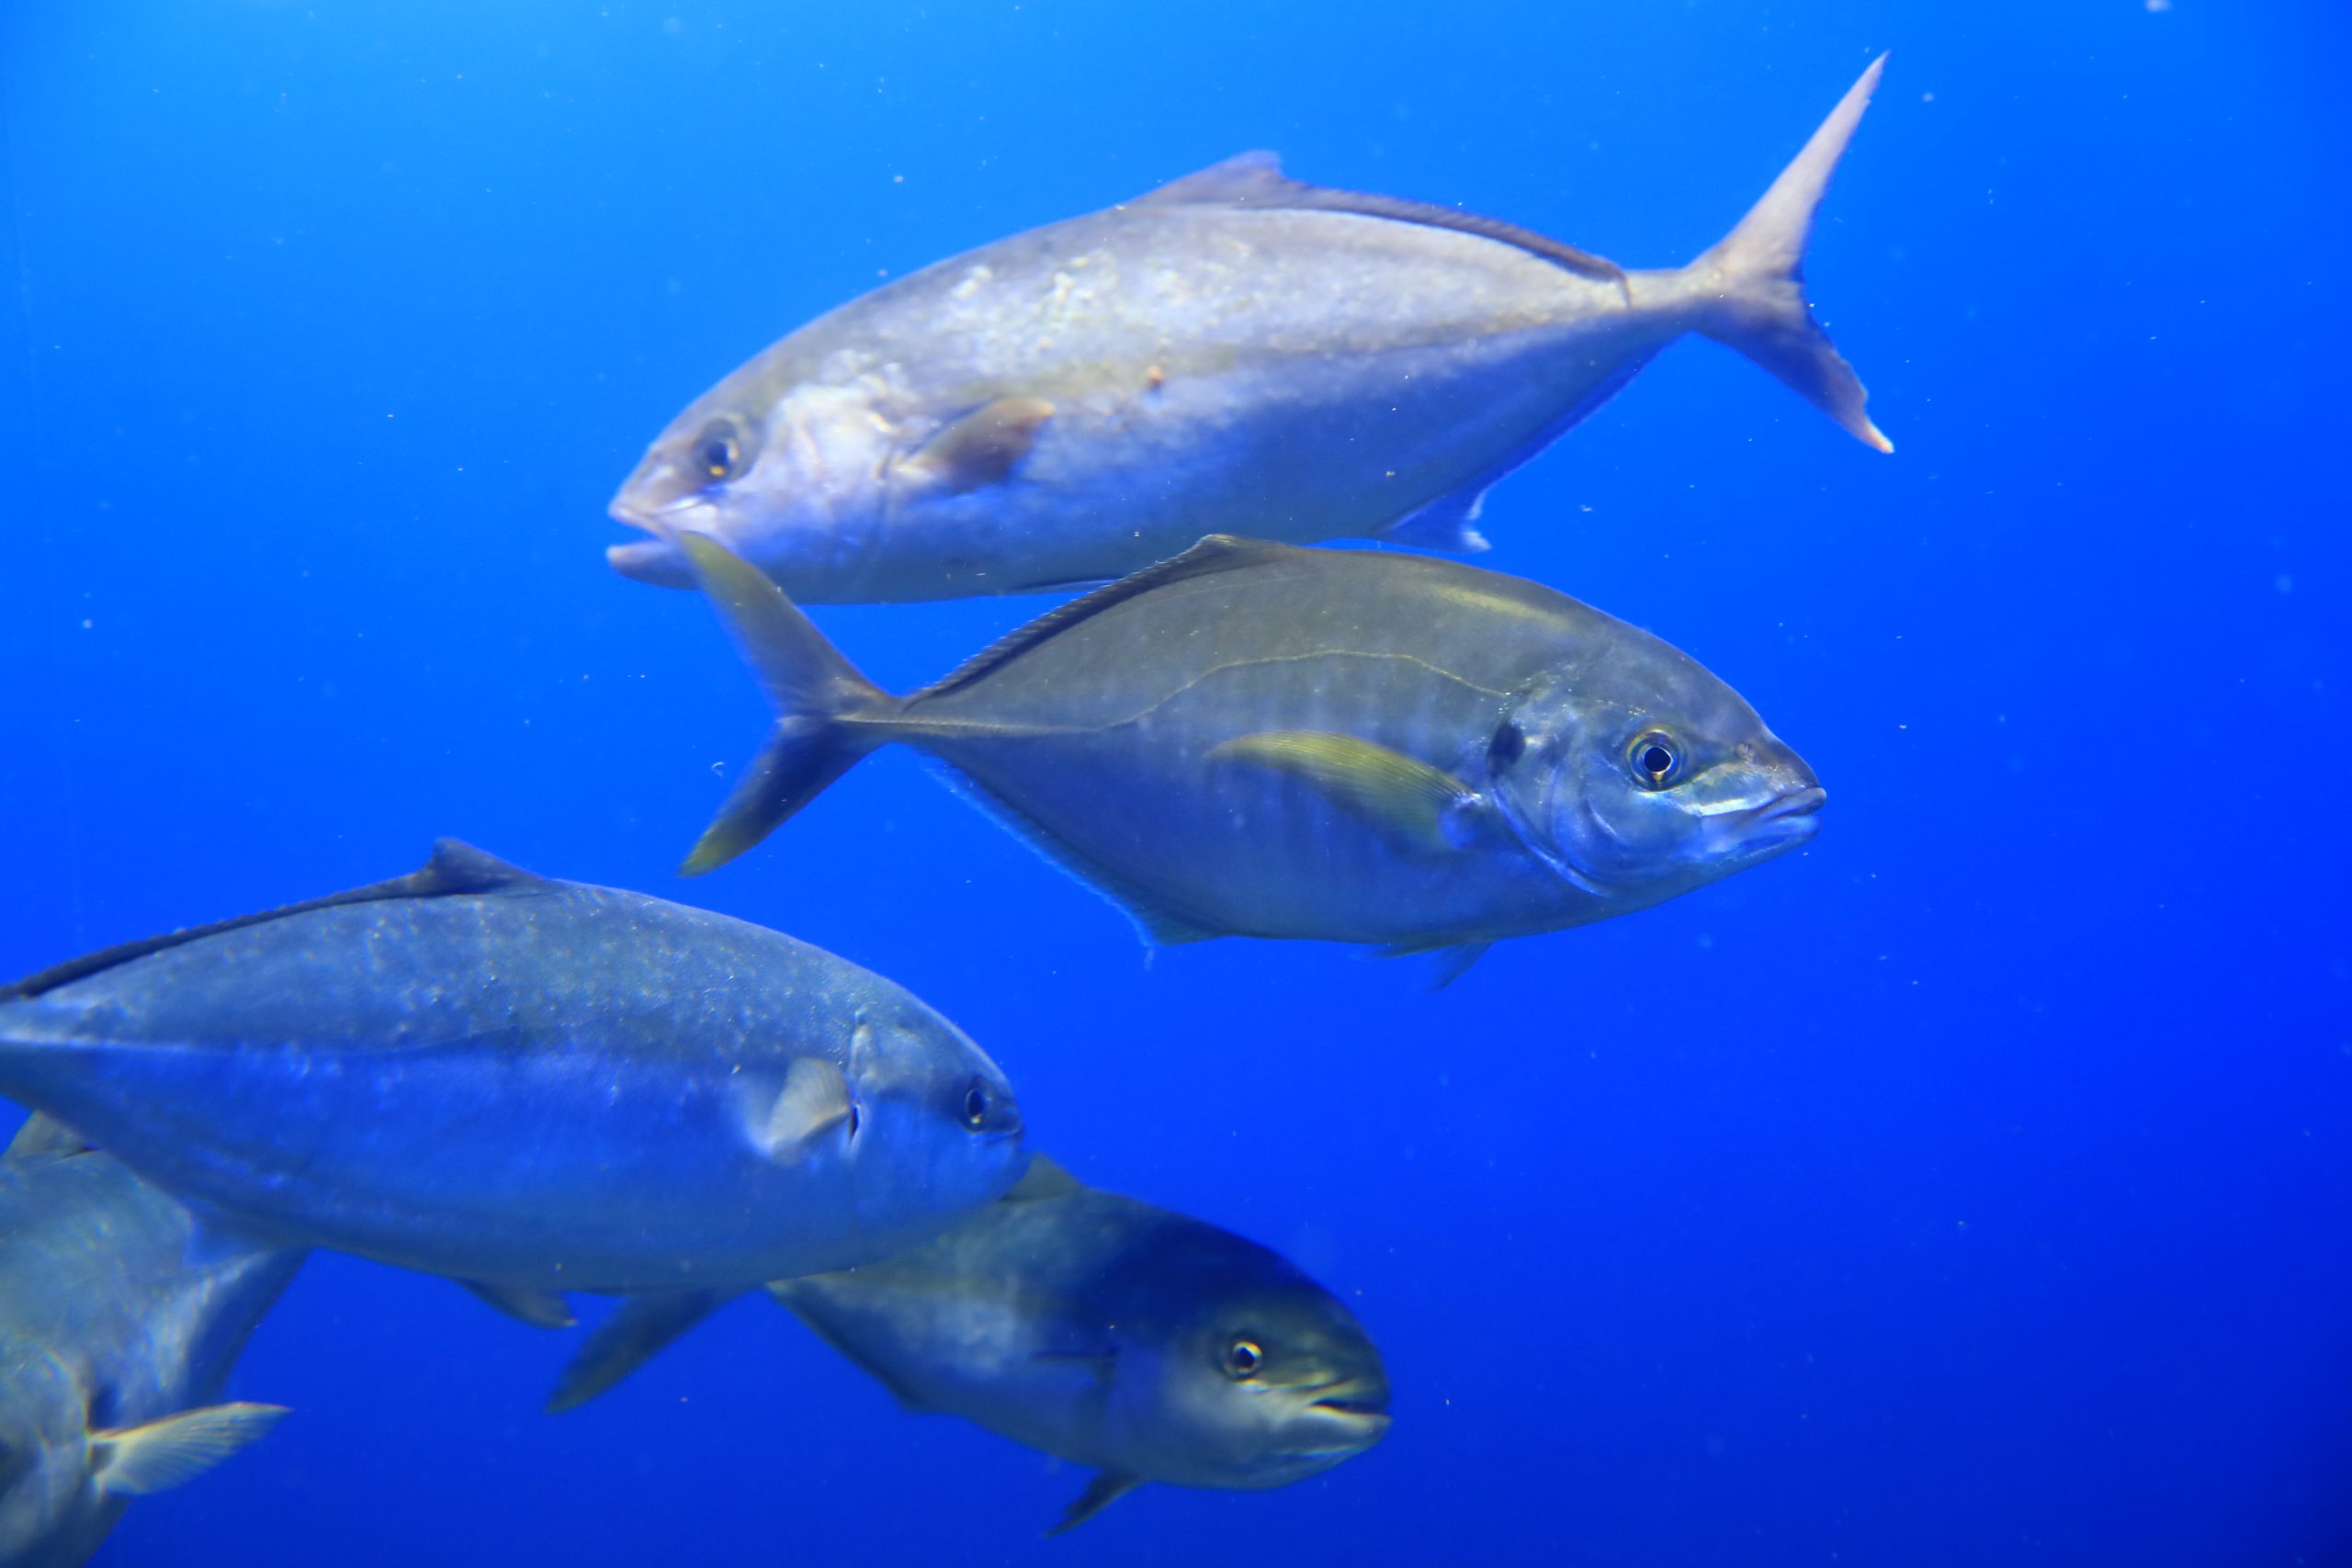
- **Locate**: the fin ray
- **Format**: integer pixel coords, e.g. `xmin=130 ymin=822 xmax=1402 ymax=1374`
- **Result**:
xmin=1135 ymin=152 xmax=1626 ymax=289
xmin=2 ymin=840 xmax=537 ymax=1001
xmin=92 ymin=1403 xmax=288 ymax=1496
xmin=926 ymin=760 xmax=1222 ymax=946
xmin=677 ymin=535 xmax=899 ymax=874
xmin=913 ymin=536 xmax=1294 ymax=704
xmin=1690 ymin=55 xmax=1892 ymax=452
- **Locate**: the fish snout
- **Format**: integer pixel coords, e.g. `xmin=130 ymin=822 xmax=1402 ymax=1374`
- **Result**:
xmin=1289 ymin=1391 xmax=1393 ymax=1459
xmin=1740 ymin=780 xmax=1827 ymax=852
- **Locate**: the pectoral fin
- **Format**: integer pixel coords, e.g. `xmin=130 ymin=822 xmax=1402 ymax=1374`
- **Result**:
xmin=92 ymin=1403 xmax=289 ymax=1496
xmin=1047 ymin=1471 xmax=1144 ymax=1536
xmin=901 ymin=397 xmax=1055 ymax=494
xmin=458 ymin=1280 xmax=577 ymax=1329
xmin=1006 ymin=1155 xmax=1084 ymax=1202
xmin=1209 ymin=731 xmax=1478 ymax=852
xmin=755 ymin=1057 xmax=854 ymax=1162
xmin=5 ymin=1111 xmax=90 ymax=1162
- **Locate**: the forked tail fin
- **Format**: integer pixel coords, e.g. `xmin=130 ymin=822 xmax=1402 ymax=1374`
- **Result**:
xmin=1690 ymin=54 xmax=1893 ymax=453
xmin=677 ymin=534 xmax=900 ymax=874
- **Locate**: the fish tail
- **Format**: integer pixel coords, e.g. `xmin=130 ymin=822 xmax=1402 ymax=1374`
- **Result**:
xmin=1688 ymin=54 xmax=1893 ymax=454
xmin=676 ymin=534 xmax=904 ymax=875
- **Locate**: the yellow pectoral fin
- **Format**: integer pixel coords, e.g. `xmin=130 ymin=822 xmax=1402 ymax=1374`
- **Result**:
xmin=1208 ymin=731 xmax=1476 ymax=852
xmin=91 ymin=1404 xmax=289 ymax=1496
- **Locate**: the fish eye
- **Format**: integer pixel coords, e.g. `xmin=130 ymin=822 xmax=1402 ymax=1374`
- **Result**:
xmin=692 ymin=418 xmax=743 ymax=482
xmin=1627 ymin=730 xmax=1683 ymax=789
xmin=1487 ymin=719 xmax=1526 ymax=771
xmin=960 ymin=1080 xmax=991 ymax=1131
xmin=1222 ymin=1337 xmax=1263 ymax=1379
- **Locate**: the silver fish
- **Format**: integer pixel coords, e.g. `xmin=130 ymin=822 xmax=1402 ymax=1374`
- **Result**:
xmin=0 ymin=842 xmax=1027 ymax=1295
xmin=542 ymin=1158 xmax=1389 ymax=1535
xmin=0 ymin=1115 xmax=300 ymax=1568
xmin=678 ymin=534 xmax=1822 ymax=981
xmin=610 ymin=59 xmax=1891 ymax=603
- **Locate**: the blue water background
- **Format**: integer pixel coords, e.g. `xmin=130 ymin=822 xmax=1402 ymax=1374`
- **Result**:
xmin=3 ymin=3 xmax=2346 ymax=1563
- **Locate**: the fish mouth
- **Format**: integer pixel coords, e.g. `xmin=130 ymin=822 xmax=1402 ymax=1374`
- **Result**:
xmin=1309 ymin=1397 xmax=1390 ymax=1420
xmin=1296 ymin=1379 xmax=1393 ymax=1447
xmin=1738 ymin=784 xmax=1826 ymax=850
xmin=1285 ymin=1397 xmax=1393 ymax=1461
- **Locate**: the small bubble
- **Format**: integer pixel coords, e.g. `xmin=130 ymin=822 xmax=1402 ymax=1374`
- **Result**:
xmin=2274 ymin=574 xmax=2294 ymax=594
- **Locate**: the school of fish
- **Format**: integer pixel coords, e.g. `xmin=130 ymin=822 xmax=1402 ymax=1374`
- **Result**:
xmin=0 ymin=55 xmax=1886 ymax=1562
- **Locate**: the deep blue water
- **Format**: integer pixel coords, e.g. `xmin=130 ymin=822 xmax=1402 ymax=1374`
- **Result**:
xmin=4 ymin=2 xmax=2348 ymax=1563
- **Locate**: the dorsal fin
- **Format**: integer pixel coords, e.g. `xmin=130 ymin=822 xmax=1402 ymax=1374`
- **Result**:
xmin=1133 ymin=152 xmax=1626 ymax=291
xmin=1005 ymin=1155 xmax=1086 ymax=1203
xmin=1 ymin=840 xmax=544 ymax=1002
xmin=916 ymin=535 xmax=1294 ymax=704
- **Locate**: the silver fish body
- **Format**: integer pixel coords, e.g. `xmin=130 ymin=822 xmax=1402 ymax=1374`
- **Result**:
xmin=681 ymin=536 xmax=1823 ymax=976
xmin=0 ymin=1125 xmax=300 ymax=1568
xmin=612 ymin=60 xmax=1890 ymax=603
xmin=545 ymin=1159 xmax=1389 ymax=1533
xmin=0 ymin=843 xmax=1027 ymax=1294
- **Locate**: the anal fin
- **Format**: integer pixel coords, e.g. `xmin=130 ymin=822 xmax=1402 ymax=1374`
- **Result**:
xmin=1047 ymin=1471 xmax=1144 ymax=1536
xmin=458 ymin=1279 xmax=576 ymax=1330
xmin=925 ymin=759 xmax=1223 ymax=947
xmin=547 ymin=1290 xmax=737 ymax=1414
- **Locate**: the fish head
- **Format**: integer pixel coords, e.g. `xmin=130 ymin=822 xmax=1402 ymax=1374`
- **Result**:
xmin=608 ymin=371 xmax=895 ymax=590
xmin=1490 ymin=632 xmax=1824 ymax=909
xmin=0 ymin=1346 xmax=91 ymax=1562
xmin=1127 ymin=1271 xmax=1391 ymax=1489
xmin=838 ymin=1004 xmax=1028 ymax=1239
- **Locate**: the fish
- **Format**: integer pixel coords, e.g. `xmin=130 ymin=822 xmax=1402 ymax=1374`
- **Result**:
xmin=676 ymin=534 xmax=1823 ymax=980
xmin=608 ymin=58 xmax=1891 ymax=603
xmin=0 ymin=841 xmax=1028 ymax=1295
xmin=542 ymin=1158 xmax=1390 ymax=1535
xmin=0 ymin=1113 xmax=300 ymax=1568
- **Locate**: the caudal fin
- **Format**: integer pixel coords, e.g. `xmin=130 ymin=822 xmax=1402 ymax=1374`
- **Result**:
xmin=677 ymin=534 xmax=899 ymax=874
xmin=1690 ymin=54 xmax=1892 ymax=453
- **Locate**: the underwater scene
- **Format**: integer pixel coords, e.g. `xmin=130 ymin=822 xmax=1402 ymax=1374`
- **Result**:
xmin=2 ymin=1 xmax=2346 ymax=1563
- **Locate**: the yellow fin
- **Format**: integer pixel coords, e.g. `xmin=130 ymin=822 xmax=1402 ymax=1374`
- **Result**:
xmin=1208 ymin=731 xmax=1475 ymax=852
xmin=92 ymin=1403 xmax=288 ymax=1496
